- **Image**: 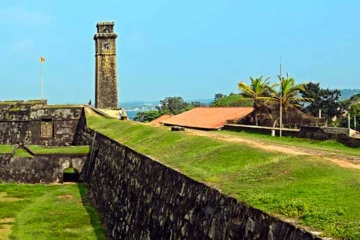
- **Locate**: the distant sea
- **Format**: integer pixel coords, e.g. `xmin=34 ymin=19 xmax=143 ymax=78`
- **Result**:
xmin=125 ymin=111 xmax=139 ymax=120
xmin=120 ymin=101 xmax=159 ymax=120
xmin=120 ymin=99 xmax=212 ymax=120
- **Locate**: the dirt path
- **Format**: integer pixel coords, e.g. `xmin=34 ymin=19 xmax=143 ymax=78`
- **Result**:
xmin=186 ymin=129 xmax=360 ymax=170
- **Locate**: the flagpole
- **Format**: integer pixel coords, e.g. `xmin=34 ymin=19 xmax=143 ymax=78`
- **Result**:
xmin=41 ymin=62 xmax=44 ymax=99
xmin=279 ymin=56 xmax=282 ymax=137
xmin=40 ymin=57 xmax=45 ymax=99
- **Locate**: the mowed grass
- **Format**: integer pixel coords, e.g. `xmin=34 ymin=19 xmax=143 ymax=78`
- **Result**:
xmin=0 ymin=183 xmax=106 ymax=240
xmin=87 ymin=114 xmax=360 ymax=239
xmin=13 ymin=149 xmax=32 ymax=158
xmin=0 ymin=145 xmax=14 ymax=154
xmin=0 ymin=145 xmax=89 ymax=156
xmin=28 ymin=145 xmax=90 ymax=155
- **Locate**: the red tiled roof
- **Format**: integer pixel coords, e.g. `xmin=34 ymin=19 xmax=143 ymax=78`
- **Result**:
xmin=149 ymin=114 xmax=173 ymax=126
xmin=160 ymin=107 xmax=254 ymax=130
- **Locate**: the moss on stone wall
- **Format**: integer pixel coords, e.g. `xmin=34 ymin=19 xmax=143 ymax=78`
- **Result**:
xmin=0 ymin=100 xmax=22 ymax=105
xmin=44 ymin=105 xmax=83 ymax=109
xmin=8 ymin=108 xmax=22 ymax=112
xmin=28 ymin=145 xmax=89 ymax=154
xmin=24 ymin=100 xmax=45 ymax=104
xmin=14 ymin=148 xmax=33 ymax=158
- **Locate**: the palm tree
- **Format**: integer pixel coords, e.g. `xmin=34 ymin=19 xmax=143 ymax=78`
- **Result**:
xmin=238 ymin=76 xmax=277 ymax=125
xmin=277 ymin=74 xmax=310 ymax=111
xmin=275 ymin=74 xmax=313 ymax=128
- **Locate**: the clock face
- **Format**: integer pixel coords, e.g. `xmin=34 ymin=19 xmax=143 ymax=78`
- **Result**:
xmin=103 ymin=42 xmax=111 ymax=50
xmin=103 ymin=28 xmax=110 ymax=33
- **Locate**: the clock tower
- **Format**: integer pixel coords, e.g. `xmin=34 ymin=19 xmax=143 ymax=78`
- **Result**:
xmin=94 ymin=22 xmax=118 ymax=109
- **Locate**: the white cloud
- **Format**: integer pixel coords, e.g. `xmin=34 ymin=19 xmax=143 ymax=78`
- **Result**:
xmin=0 ymin=6 xmax=51 ymax=27
xmin=12 ymin=38 xmax=34 ymax=52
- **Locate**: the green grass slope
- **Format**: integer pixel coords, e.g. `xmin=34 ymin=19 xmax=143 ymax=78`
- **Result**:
xmin=0 ymin=145 xmax=14 ymax=154
xmin=87 ymin=114 xmax=360 ymax=239
xmin=0 ymin=183 xmax=106 ymax=240
xmin=28 ymin=145 xmax=90 ymax=155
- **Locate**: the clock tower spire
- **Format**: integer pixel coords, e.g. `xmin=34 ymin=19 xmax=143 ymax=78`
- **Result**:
xmin=94 ymin=22 xmax=118 ymax=109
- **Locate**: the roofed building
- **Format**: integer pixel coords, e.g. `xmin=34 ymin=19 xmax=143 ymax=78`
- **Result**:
xmin=160 ymin=107 xmax=254 ymax=130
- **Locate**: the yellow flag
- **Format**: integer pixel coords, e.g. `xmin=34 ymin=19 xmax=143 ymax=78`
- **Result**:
xmin=40 ymin=56 xmax=45 ymax=63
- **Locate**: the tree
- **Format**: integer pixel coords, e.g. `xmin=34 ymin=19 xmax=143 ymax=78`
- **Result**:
xmin=134 ymin=96 xmax=201 ymax=122
xmin=238 ymin=76 xmax=277 ymax=125
xmin=133 ymin=110 xmax=161 ymax=122
xmin=267 ymin=75 xmax=313 ymax=128
xmin=191 ymin=101 xmax=207 ymax=107
xmin=318 ymin=88 xmax=341 ymax=121
xmin=339 ymin=93 xmax=360 ymax=130
xmin=278 ymin=75 xmax=309 ymax=112
xmin=300 ymin=82 xmax=321 ymax=114
xmin=210 ymin=93 xmax=253 ymax=107
xmin=214 ymin=93 xmax=224 ymax=102
xmin=300 ymin=82 xmax=341 ymax=122
xmin=156 ymin=96 xmax=193 ymax=115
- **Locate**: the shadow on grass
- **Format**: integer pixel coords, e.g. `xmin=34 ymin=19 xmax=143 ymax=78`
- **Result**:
xmin=77 ymin=183 xmax=108 ymax=240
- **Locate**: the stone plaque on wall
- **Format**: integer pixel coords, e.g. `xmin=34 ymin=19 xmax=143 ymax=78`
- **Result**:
xmin=41 ymin=119 xmax=53 ymax=138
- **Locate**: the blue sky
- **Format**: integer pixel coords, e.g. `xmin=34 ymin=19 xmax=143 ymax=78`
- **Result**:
xmin=0 ymin=1 xmax=359 ymax=104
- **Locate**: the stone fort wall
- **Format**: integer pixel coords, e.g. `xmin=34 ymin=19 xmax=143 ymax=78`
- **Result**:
xmin=76 ymin=126 xmax=321 ymax=240
xmin=0 ymin=153 xmax=87 ymax=183
xmin=0 ymin=101 xmax=84 ymax=146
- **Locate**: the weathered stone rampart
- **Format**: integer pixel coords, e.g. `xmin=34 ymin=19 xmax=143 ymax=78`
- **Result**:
xmin=78 ymin=127 xmax=321 ymax=239
xmin=337 ymin=134 xmax=360 ymax=148
xmin=0 ymin=101 xmax=84 ymax=146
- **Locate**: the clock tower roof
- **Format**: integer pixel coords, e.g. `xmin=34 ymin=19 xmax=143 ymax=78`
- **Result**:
xmin=96 ymin=21 xmax=114 ymax=26
xmin=95 ymin=21 xmax=117 ymax=37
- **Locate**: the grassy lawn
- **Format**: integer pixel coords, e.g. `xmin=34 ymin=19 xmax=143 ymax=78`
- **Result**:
xmin=28 ymin=145 xmax=90 ymax=155
xmin=0 ymin=183 xmax=106 ymax=240
xmin=13 ymin=148 xmax=33 ymax=158
xmin=0 ymin=145 xmax=14 ymax=154
xmin=0 ymin=145 xmax=89 ymax=156
xmin=86 ymin=115 xmax=360 ymax=239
